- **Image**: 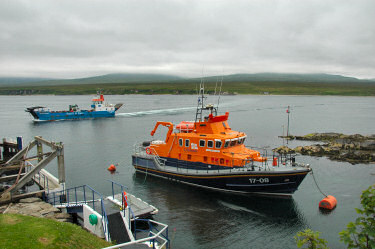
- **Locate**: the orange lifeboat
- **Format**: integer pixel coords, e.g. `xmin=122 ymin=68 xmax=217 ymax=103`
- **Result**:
xmin=131 ymin=86 xmax=312 ymax=195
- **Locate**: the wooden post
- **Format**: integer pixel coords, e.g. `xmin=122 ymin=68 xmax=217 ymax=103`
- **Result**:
xmin=37 ymin=141 xmax=43 ymax=162
xmin=57 ymin=143 xmax=65 ymax=183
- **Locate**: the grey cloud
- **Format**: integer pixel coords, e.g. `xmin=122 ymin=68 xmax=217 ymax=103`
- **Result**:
xmin=0 ymin=0 xmax=374 ymax=78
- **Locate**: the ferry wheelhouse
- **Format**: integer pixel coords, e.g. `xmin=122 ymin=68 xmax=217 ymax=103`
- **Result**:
xmin=132 ymin=88 xmax=311 ymax=196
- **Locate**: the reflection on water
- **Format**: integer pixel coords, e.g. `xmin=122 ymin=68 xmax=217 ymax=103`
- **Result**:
xmin=1 ymin=94 xmax=374 ymax=249
xmin=133 ymin=173 xmax=306 ymax=248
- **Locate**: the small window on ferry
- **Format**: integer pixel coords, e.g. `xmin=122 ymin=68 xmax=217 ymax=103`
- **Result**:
xmin=224 ymin=140 xmax=230 ymax=148
xmin=215 ymin=140 xmax=222 ymax=149
xmin=207 ymin=140 xmax=214 ymax=148
xmin=185 ymin=139 xmax=190 ymax=147
xmin=238 ymin=138 xmax=243 ymax=145
xmin=230 ymin=139 xmax=237 ymax=147
xmin=242 ymin=137 xmax=246 ymax=144
xmin=199 ymin=139 xmax=206 ymax=147
xmin=179 ymin=138 xmax=183 ymax=147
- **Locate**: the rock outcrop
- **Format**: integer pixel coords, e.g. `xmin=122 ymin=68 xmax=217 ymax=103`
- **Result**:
xmin=1 ymin=197 xmax=72 ymax=222
xmin=275 ymin=133 xmax=375 ymax=164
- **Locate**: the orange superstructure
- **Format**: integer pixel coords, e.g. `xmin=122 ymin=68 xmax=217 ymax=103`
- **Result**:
xmin=133 ymin=86 xmax=311 ymax=196
xmin=148 ymin=107 xmax=266 ymax=168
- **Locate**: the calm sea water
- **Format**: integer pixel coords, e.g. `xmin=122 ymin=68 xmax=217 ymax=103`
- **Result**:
xmin=1 ymin=94 xmax=374 ymax=248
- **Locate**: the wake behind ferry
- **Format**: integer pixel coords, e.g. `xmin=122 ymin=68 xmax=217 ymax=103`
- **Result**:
xmin=132 ymin=86 xmax=311 ymax=196
xmin=26 ymin=93 xmax=123 ymax=121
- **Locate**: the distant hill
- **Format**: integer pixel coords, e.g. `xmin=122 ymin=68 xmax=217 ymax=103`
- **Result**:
xmin=0 ymin=73 xmax=185 ymax=86
xmin=195 ymin=73 xmax=374 ymax=83
xmin=0 ymin=77 xmax=54 ymax=86
xmin=0 ymin=72 xmax=374 ymax=87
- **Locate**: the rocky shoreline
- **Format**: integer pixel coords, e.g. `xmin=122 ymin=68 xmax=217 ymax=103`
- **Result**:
xmin=0 ymin=197 xmax=72 ymax=222
xmin=274 ymin=133 xmax=375 ymax=164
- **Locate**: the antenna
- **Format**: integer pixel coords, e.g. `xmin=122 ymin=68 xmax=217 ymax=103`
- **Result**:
xmin=214 ymin=76 xmax=218 ymax=96
xmin=286 ymin=106 xmax=290 ymax=137
xmin=216 ymin=75 xmax=223 ymax=113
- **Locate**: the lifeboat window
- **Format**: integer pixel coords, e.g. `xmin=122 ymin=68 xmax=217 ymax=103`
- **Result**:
xmin=238 ymin=138 xmax=243 ymax=145
xmin=179 ymin=138 xmax=183 ymax=147
xmin=185 ymin=139 xmax=190 ymax=147
xmin=199 ymin=139 xmax=205 ymax=147
xmin=215 ymin=140 xmax=222 ymax=149
xmin=222 ymin=122 xmax=227 ymax=128
xmin=224 ymin=140 xmax=230 ymax=148
xmin=230 ymin=139 xmax=237 ymax=147
xmin=207 ymin=140 xmax=214 ymax=148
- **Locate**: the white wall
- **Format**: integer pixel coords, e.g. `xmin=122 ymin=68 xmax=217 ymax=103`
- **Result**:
xmin=83 ymin=204 xmax=105 ymax=238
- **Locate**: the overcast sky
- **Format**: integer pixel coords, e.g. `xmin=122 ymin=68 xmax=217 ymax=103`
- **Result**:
xmin=0 ymin=0 xmax=374 ymax=79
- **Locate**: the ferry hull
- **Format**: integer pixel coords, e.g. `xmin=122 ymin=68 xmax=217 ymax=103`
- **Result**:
xmin=29 ymin=110 xmax=115 ymax=121
xmin=132 ymin=155 xmax=311 ymax=196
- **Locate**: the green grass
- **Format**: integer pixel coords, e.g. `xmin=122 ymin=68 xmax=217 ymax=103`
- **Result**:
xmin=0 ymin=214 xmax=112 ymax=249
xmin=0 ymin=81 xmax=375 ymax=96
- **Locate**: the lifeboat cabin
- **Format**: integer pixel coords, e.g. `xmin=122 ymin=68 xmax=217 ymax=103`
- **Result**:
xmin=147 ymin=108 xmax=266 ymax=170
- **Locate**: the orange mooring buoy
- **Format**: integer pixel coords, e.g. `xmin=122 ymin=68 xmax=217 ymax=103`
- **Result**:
xmin=107 ymin=164 xmax=116 ymax=172
xmin=319 ymin=195 xmax=337 ymax=210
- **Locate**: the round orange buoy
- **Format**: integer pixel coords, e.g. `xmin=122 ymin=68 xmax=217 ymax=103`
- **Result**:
xmin=122 ymin=191 xmax=128 ymax=208
xmin=319 ymin=195 xmax=337 ymax=210
xmin=272 ymin=157 xmax=278 ymax=166
xmin=107 ymin=164 xmax=116 ymax=172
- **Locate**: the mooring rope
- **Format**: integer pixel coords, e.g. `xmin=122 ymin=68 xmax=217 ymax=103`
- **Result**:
xmin=142 ymin=160 xmax=149 ymax=184
xmin=310 ymin=168 xmax=327 ymax=197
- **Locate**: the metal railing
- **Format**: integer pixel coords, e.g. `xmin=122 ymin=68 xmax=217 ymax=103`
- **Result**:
xmin=45 ymin=185 xmax=110 ymax=241
xmin=25 ymin=161 xmax=50 ymax=194
xmin=102 ymin=218 xmax=169 ymax=249
xmin=134 ymin=144 xmax=309 ymax=174
xmin=108 ymin=180 xmax=169 ymax=249
xmin=149 ymin=147 xmax=166 ymax=166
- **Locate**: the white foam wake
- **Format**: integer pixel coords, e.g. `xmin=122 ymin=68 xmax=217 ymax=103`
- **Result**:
xmin=116 ymin=106 xmax=196 ymax=117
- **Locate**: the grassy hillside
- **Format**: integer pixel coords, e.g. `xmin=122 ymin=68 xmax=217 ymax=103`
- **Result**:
xmin=1 ymin=80 xmax=374 ymax=96
xmin=0 ymin=214 xmax=112 ymax=249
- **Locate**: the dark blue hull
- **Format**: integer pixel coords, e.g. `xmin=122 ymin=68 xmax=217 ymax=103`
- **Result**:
xmin=132 ymin=155 xmax=311 ymax=196
xmin=31 ymin=110 xmax=115 ymax=121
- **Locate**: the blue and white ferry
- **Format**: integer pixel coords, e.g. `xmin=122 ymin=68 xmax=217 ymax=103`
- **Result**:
xmin=26 ymin=93 xmax=123 ymax=121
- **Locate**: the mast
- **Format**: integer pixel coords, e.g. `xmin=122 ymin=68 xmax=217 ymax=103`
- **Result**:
xmin=286 ymin=106 xmax=290 ymax=137
xmin=194 ymin=83 xmax=219 ymax=127
xmin=195 ymin=83 xmax=205 ymax=123
xmin=216 ymin=75 xmax=223 ymax=113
